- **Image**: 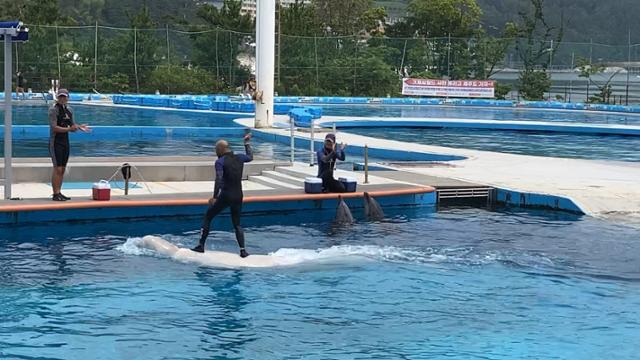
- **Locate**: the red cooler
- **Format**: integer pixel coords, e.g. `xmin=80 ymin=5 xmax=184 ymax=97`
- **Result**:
xmin=92 ymin=180 xmax=111 ymax=201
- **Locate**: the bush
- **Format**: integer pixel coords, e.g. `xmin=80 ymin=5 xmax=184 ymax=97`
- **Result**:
xmin=518 ymin=70 xmax=551 ymax=101
xmin=98 ymin=73 xmax=131 ymax=93
xmin=145 ymin=66 xmax=222 ymax=94
xmin=494 ymin=82 xmax=511 ymax=100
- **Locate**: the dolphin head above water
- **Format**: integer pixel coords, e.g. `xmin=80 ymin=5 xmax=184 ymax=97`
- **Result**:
xmin=335 ymin=196 xmax=354 ymax=224
xmin=363 ymin=192 xmax=385 ymax=221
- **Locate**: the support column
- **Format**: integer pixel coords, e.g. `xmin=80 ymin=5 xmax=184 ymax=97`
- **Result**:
xmin=4 ymin=35 xmax=13 ymax=199
xmin=255 ymin=0 xmax=276 ymax=128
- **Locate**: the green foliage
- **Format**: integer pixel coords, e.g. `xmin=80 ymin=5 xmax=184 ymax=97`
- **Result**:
xmin=192 ymin=0 xmax=253 ymax=88
xmin=518 ymin=70 xmax=551 ymax=100
xmin=312 ymin=0 xmax=386 ymax=35
xmin=280 ymin=0 xmax=319 ymax=36
xmin=11 ymin=0 xmax=522 ymax=98
xmin=98 ymin=73 xmax=131 ymax=93
xmin=494 ymin=82 xmax=511 ymax=100
xmin=506 ymin=0 xmax=563 ymax=71
xmin=406 ymin=0 xmax=482 ymax=38
xmin=507 ymin=0 xmax=562 ymax=101
xmin=146 ymin=66 xmax=221 ymax=94
xmin=576 ymin=57 xmax=619 ymax=104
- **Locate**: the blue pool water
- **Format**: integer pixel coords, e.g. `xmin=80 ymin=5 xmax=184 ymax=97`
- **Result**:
xmin=348 ymin=127 xmax=640 ymax=162
xmin=322 ymin=104 xmax=640 ymax=125
xmin=1 ymin=138 xmax=306 ymax=161
xmin=4 ymin=103 xmax=242 ymax=127
xmin=1 ymin=207 xmax=639 ymax=359
xmin=7 ymin=103 xmax=640 ymax=127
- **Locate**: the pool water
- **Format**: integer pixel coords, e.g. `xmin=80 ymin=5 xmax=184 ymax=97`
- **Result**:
xmin=1 ymin=138 xmax=380 ymax=165
xmin=348 ymin=127 xmax=640 ymax=162
xmin=2 ymin=138 xmax=304 ymax=161
xmin=7 ymin=103 xmax=640 ymax=127
xmin=4 ymin=103 xmax=242 ymax=127
xmin=322 ymin=105 xmax=640 ymax=125
xmin=1 ymin=207 xmax=639 ymax=359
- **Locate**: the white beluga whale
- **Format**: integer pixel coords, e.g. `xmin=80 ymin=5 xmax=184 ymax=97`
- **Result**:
xmin=334 ymin=196 xmax=354 ymax=224
xmin=139 ymin=236 xmax=279 ymax=268
xmin=122 ymin=236 xmax=387 ymax=269
xmin=363 ymin=192 xmax=385 ymax=221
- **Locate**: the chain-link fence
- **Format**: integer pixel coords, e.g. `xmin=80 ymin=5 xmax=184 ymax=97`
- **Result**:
xmin=6 ymin=24 xmax=640 ymax=103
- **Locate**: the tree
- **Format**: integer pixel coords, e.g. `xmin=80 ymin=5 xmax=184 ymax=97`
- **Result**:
xmin=576 ymin=57 xmax=619 ymax=104
xmin=2 ymin=0 xmax=72 ymax=90
xmin=312 ymin=0 xmax=385 ymax=35
xmin=406 ymin=0 xmax=482 ymax=38
xmin=471 ymin=33 xmax=511 ymax=79
xmin=396 ymin=0 xmax=484 ymax=79
xmin=147 ymin=66 xmax=222 ymax=94
xmin=191 ymin=0 xmax=254 ymax=88
xmin=505 ymin=0 xmax=563 ymax=100
xmin=99 ymin=5 xmax=161 ymax=92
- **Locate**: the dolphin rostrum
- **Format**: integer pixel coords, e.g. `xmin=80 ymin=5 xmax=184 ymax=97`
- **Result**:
xmin=363 ymin=192 xmax=385 ymax=221
xmin=335 ymin=196 xmax=355 ymax=224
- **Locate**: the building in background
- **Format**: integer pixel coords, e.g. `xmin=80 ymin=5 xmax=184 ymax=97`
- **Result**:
xmin=375 ymin=1 xmax=409 ymax=24
xmin=240 ymin=0 xmax=311 ymax=17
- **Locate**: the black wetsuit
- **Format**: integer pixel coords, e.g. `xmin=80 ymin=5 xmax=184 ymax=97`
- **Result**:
xmin=48 ymin=103 xmax=74 ymax=167
xmin=317 ymin=147 xmax=346 ymax=193
xmin=197 ymin=143 xmax=253 ymax=253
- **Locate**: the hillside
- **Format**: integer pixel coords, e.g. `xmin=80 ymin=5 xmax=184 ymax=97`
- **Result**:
xmin=57 ymin=0 xmax=639 ymax=44
xmin=375 ymin=0 xmax=638 ymax=44
xmin=477 ymin=0 xmax=639 ymax=45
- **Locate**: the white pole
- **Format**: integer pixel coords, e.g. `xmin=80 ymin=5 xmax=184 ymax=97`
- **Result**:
xmin=309 ymin=118 xmax=315 ymax=166
xmin=94 ymin=22 xmax=98 ymax=89
xmin=290 ymin=116 xmax=295 ymax=163
xmin=255 ymin=0 xmax=276 ymax=128
xmin=55 ymin=26 xmax=61 ymax=83
xmin=133 ymin=27 xmax=139 ymax=93
xmin=4 ymin=35 xmax=13 ymax=199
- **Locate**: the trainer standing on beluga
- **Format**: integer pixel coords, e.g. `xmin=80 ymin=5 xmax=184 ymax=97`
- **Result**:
xmin=48 ymin=89 xmax=91 ymax=201
xmin=192 ymin=133 xmax=253 ymax=258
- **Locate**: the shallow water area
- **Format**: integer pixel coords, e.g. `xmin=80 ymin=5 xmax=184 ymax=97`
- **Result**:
xmin=1 ymin=207 xmax=640 ymax=359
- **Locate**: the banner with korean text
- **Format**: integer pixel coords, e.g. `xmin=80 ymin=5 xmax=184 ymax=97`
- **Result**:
xmin=402 ymin=78 xmax=495 ymax=98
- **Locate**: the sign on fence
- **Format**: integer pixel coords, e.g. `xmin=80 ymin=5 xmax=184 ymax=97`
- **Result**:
xmin=402 ymin=78 xmax=495 ymax=98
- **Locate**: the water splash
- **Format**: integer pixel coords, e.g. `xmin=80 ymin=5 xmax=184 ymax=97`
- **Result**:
xmin=117 ymin=237 xmax=556 ymax=270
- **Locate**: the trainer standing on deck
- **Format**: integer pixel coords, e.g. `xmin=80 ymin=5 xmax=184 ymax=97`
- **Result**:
xmin=317 ymin=133 xmax=347 ymax=193
xmin=48 ymin=89 xmax=91 ymax=202
xmin=192 ymin=133 xmax=253 ymax=257
xmin=16 ymin=72 xmax=25 ymax=100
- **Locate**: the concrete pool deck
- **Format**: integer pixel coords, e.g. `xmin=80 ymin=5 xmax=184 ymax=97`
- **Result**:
xmin=242 ymin=117 xmax=640 ymax=224
xmin=0 ymin=161 xmax=439 ymax=225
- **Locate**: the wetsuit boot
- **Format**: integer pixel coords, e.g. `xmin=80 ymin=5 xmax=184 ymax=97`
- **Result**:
xmin=191 ymin=228 xmax=207 ymax=253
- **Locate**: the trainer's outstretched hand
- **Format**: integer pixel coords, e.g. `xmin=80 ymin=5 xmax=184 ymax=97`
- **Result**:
xmin=78 ymin=124 xmax=92 ymax=133
xmin=243 ymin=133 xmax=252 ymax=143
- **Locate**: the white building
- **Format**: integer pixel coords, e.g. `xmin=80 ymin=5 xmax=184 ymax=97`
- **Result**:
xmin=241 ymin=0 xmax=311 ymax=17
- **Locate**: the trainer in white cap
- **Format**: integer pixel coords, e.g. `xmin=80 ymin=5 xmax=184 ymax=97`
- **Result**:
xmin=56 ymin=88 xmax=69 ymax=98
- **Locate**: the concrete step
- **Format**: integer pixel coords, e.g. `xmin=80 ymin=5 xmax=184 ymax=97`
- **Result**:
xmin=274 ymin=165 xmax=318 ymax=180
xmin=261 ymin=170 xmax=306 ymax=187
xmin=248 ymin=175 xmax=302 ymax=190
